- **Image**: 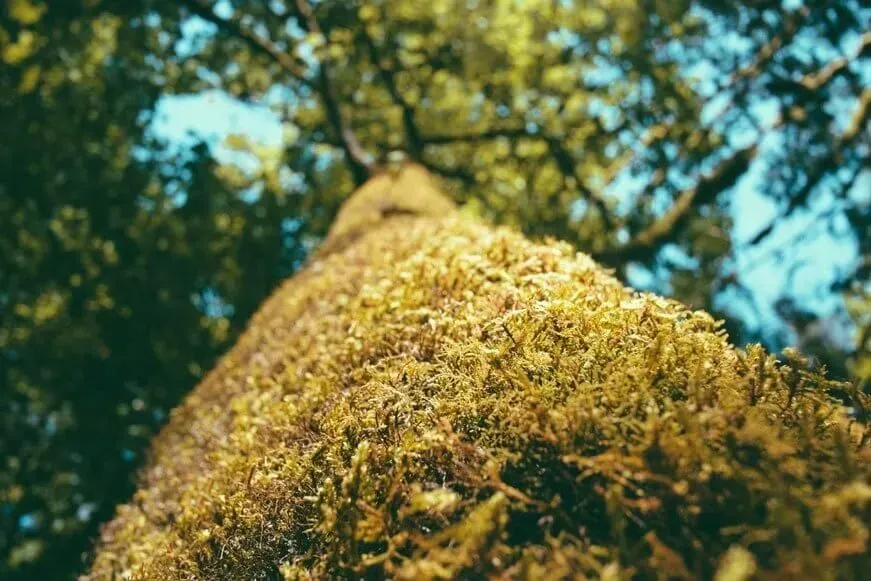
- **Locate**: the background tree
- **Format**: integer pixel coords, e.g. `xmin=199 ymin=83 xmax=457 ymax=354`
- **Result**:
xmin=0 ymin=0 xmax=314 ymax=575
xmin=0 ymin=0 xmax=868 ymax=578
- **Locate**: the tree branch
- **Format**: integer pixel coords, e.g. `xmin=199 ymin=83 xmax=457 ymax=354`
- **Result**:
xmin=422 ymin=126 xmax=613 ymax=226
xmin=746 ymin=89 xmax=870 ymax=247
xmin=181 ymin=0 xmax=374 ymax=183
xmin=800 ymin=30 xmax=870 ymax=91
xmin=358 ymin=26 xmax=425 ymax=160
xmin=179 ymin=0 xmax=312 ymax=87
xmin=598 ymin=144 xmax=759 ymax=264
xmin=544 ymin=136 xmax=614 ymax=229
xmin=293 ymin=0 xmax=374 ymax=185
xmin=598 ymin=21 xmax=867 ymax=263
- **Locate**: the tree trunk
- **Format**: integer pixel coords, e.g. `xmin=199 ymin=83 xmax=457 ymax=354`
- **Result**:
xmin=87 ymin=164 xmax=869 ymax=580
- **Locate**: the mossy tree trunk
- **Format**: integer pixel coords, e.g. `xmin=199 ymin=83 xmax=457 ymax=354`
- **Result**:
xmin=87 ymin=165 xmax=869 ymax=580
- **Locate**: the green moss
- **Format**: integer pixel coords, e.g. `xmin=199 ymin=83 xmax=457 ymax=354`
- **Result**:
xmin=87 ymin=165 xmax=870 ymax=580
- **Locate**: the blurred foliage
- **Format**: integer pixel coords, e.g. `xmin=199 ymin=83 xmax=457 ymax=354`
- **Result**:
xmin=0 ymin=0 xmax=868 ymax=578
xmin=0 ymin=0 xmax=320 ymax=576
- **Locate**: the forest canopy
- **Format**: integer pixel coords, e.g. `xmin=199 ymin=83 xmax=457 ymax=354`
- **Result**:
xmin=0 ymin=0 xmax=868 ymax=578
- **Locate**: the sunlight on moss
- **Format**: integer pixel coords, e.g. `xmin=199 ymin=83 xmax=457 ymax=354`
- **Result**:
xmin=87 ymin=165 xmax=870 ymax=580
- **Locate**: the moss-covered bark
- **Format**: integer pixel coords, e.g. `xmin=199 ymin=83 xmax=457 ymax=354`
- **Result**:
xmin=87 ymin=165 xmax=869 ymax=580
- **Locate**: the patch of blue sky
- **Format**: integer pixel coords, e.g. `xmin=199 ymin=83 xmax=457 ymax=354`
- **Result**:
xmin=76 ymin=503 xmax=97 ymax=523
xmin=193 ymin=286 xmax=236 ymax=319
xmin=17 ymin=514 xmax=37 ymax=532
xmin=151 ymin=91 xmax=282 ymax=149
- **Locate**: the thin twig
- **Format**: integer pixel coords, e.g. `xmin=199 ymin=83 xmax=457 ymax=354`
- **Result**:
xmin=423 ymin=127 xmax=529 ymax=144
xmin=544 ymin=136 xmax=614 ymax=229
xmin=600 ymin=29 xmax=869 ymax=263
xmin=182 ymin=0 xmax=374 ymax=183
xmin=424 ymin=126 xmax=613 ymax=226
xmin=179 ymin=0 xmax=312 ymax=87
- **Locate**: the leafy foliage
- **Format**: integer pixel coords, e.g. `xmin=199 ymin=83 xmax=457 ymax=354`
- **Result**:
xmin=87 ymin=166 xmax=871 ymax=579
xmin=0 ymin=1 xmax=313 ymax=576
xmin=1 ymin=0 xmax=868 ymax=578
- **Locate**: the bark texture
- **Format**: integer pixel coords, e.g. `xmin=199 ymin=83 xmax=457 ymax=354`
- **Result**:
xmin=87 ymin=165 xmax=869 ymax=580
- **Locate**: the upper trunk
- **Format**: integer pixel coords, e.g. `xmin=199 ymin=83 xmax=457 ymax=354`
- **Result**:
xmin=87 ymin=165 xmax=869 ymax=580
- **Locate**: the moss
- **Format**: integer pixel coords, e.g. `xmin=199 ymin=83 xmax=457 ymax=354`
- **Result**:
xmin=86 ymin=165 xmax=870 ymax=580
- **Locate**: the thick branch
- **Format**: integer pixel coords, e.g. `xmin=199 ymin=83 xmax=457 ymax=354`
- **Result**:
xmin=315 ymin=68 xmax=375 ymax=185
xmin=599 ymin=144 xmax=759 ymax=264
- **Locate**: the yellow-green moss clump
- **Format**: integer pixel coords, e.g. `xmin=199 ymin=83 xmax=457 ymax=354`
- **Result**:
xmin=87 ymin=165 xmax=869 ymax=580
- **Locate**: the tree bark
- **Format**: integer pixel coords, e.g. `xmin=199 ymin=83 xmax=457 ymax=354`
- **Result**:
xmin=87 ymin=165 xmax=869 ymax=580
